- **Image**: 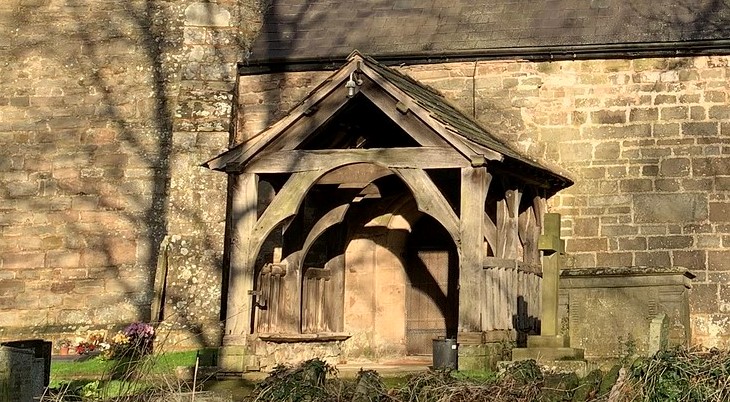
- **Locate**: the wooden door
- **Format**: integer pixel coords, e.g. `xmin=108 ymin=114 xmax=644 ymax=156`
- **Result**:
xmin=406 ymin=250 xmax=454 ymax=355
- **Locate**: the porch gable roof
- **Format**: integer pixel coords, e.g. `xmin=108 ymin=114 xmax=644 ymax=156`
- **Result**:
xmin=204 ymin=51 xmax=572 ymax=190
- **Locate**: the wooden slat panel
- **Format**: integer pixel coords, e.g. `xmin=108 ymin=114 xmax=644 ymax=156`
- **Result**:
xmin=243 ymin=147 xmax=470 ymax=173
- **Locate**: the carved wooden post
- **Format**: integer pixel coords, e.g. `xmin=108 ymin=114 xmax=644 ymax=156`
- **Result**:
xmin=219 ymin=173 xmax=258 ymax=372
xmin=458 ymin=164 xmax=489 ymax=334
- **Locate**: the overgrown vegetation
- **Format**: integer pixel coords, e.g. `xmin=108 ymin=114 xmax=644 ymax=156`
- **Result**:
xmin=247 ymin=348 xmax=730 ymax=402
xmin=43 ymin=347 xmax=730 ymax=401
xmin=619 ymin=347 xmax=730 ymax=402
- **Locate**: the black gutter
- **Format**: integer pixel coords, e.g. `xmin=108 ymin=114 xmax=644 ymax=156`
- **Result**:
xmin=238 ymin=39 xmax=730 ymax=75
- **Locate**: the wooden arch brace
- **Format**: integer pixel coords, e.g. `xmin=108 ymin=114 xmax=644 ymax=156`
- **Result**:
xmin=282 ymin=203 xmax=351 ymax=271
xmin=246 ymin=170 xmax=323 ymax=271
xmin=391 ymin=167 xmax=460 ymax=243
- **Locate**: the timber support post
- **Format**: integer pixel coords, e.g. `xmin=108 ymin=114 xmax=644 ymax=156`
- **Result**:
xmin=458 ymin=165 xmax=488 ymax=335
xmin=219 ymin=173 xmax=259 ymax=372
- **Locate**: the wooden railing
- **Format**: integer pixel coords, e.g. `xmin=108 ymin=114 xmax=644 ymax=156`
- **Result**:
xmin=482 ymin=258 xmax=541 ymax=336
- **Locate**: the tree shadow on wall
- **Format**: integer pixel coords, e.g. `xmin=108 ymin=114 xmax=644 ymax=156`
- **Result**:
xmin=1 ymin=0 xmax=262 ymax=348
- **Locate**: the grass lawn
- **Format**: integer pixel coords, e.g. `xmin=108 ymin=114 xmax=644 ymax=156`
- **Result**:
xmin=50 ymin=349 xmax=209 ymax=384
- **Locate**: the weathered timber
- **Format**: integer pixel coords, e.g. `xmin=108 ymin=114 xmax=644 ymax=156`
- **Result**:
xmin=458 ymin=166 xmax=488 ymax=333
xmin=392 ymin=167 xmax=460 ymax=242
xmin=207 ymin=63 xmax=358 ymax=171
xmin=224 ymin=173 xmax=259 ymax=341
xmin=325 ymin=254 xmax=345 ymax=332
xmin=242 ymin=147 xmax=469 ymax=173
xmin=266 ymin=84 xmax=353 ymax=153
xmin=483 ymin=213 xmax=498 ymax=253
xmin=518 ymin=192 xmax=541 ymax=265
xmin=299 ymin=204 xmax=350 ymax=270
xmin=496 ymin=185 xmax=522 ymax=259
xmin=359 ymin=80 xmax=448 ymax=147
xmin=247 ymin=171 xmax=323 ymax=272
xmin=359 ymin=62 xmax=503 ymax=162
xmin=317 ymin=163 xmax=392 ymax=186
xmin=257 ymin=333 xmax=351 ymax=343
xmin=151 ymin=235 xmax=170 ymax=322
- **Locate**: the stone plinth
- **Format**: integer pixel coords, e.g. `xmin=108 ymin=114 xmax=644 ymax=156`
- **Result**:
xmin=559 ymin=266 xmax=694 ymax=360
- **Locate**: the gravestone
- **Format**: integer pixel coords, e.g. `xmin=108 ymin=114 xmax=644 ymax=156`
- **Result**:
xmin=511 ymin=213 xmax=585 ymax=372
xmin=559 ymin=267 xmax=693 ymax=361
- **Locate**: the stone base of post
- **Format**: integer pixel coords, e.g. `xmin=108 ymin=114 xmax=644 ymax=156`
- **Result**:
xmin=218 ymin=335 xmax=259 ymax=373
xmin=526 ymin=334 xmax=569 ymax=348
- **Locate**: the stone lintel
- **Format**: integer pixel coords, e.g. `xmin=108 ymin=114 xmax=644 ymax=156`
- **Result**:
xmin=511 ymin=346 xmax=584 ymax=362
xmin=527 ymin=334 xmax=569 ymax=348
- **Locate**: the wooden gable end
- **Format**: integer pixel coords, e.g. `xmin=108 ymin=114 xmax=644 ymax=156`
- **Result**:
xmin=204 ymin=52 xmax=497 ymax=174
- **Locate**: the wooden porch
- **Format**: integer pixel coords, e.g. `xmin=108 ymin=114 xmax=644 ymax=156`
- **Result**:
xmin=205 ymin=51 xmax=572 ymax=372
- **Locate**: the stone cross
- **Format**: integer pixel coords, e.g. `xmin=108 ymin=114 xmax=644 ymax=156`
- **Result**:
xmin=538 ymin=213 xmax=565 ymax=338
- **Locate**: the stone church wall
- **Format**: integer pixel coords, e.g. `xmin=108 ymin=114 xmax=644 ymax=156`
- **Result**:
xmin=405 ymin=57 xmax=730 ymax=348
xmin=0 ymin=0 xmax=260 ymax=348
xmin=2 ymin=0 xmax=730 ymax=350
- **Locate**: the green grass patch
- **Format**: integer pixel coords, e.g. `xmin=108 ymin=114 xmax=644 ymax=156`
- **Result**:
xmin=51 ymin=348 xmax=214 ymax=382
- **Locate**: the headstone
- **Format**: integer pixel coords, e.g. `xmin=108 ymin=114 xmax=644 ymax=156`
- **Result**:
xmin=511 ymin=213 xmax=585 ymax=374
xmin=528 ymin=213 xmax=568 ymax=347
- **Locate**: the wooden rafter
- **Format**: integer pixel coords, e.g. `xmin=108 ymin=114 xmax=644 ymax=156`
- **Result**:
xmin=206 ymin=62 xmax=359 ymax=171
xmin=359 ymin=80 xmax=449 ymax=147
xmin=359 ymin=61 xmax=503 ymax=162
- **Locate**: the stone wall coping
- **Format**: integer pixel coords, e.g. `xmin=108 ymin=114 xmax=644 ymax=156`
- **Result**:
xmin=560 ymin=266 xmax=694 ymax=289
xmin=560 ymin=266 xmax=694 ymax=279
xmin=257 ymin=333 xmax=351 ymax=343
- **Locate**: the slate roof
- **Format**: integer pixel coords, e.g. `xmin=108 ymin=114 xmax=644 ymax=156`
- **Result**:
xmin=361 ymin=54 xmax=572 ymax=188
xmin=247 ymin=0 xmax=730 ymax=63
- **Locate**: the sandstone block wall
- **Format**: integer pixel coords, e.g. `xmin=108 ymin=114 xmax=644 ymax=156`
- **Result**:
xmin=237 ymin=56 xmax=730 ymax=347
xmin=402 ymin=56 xmax=730 ymax=348
xmin=0 ymin=0 xmax=259 ymax=346
xmin=3 ymin=0 xmax=730 ymax=350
